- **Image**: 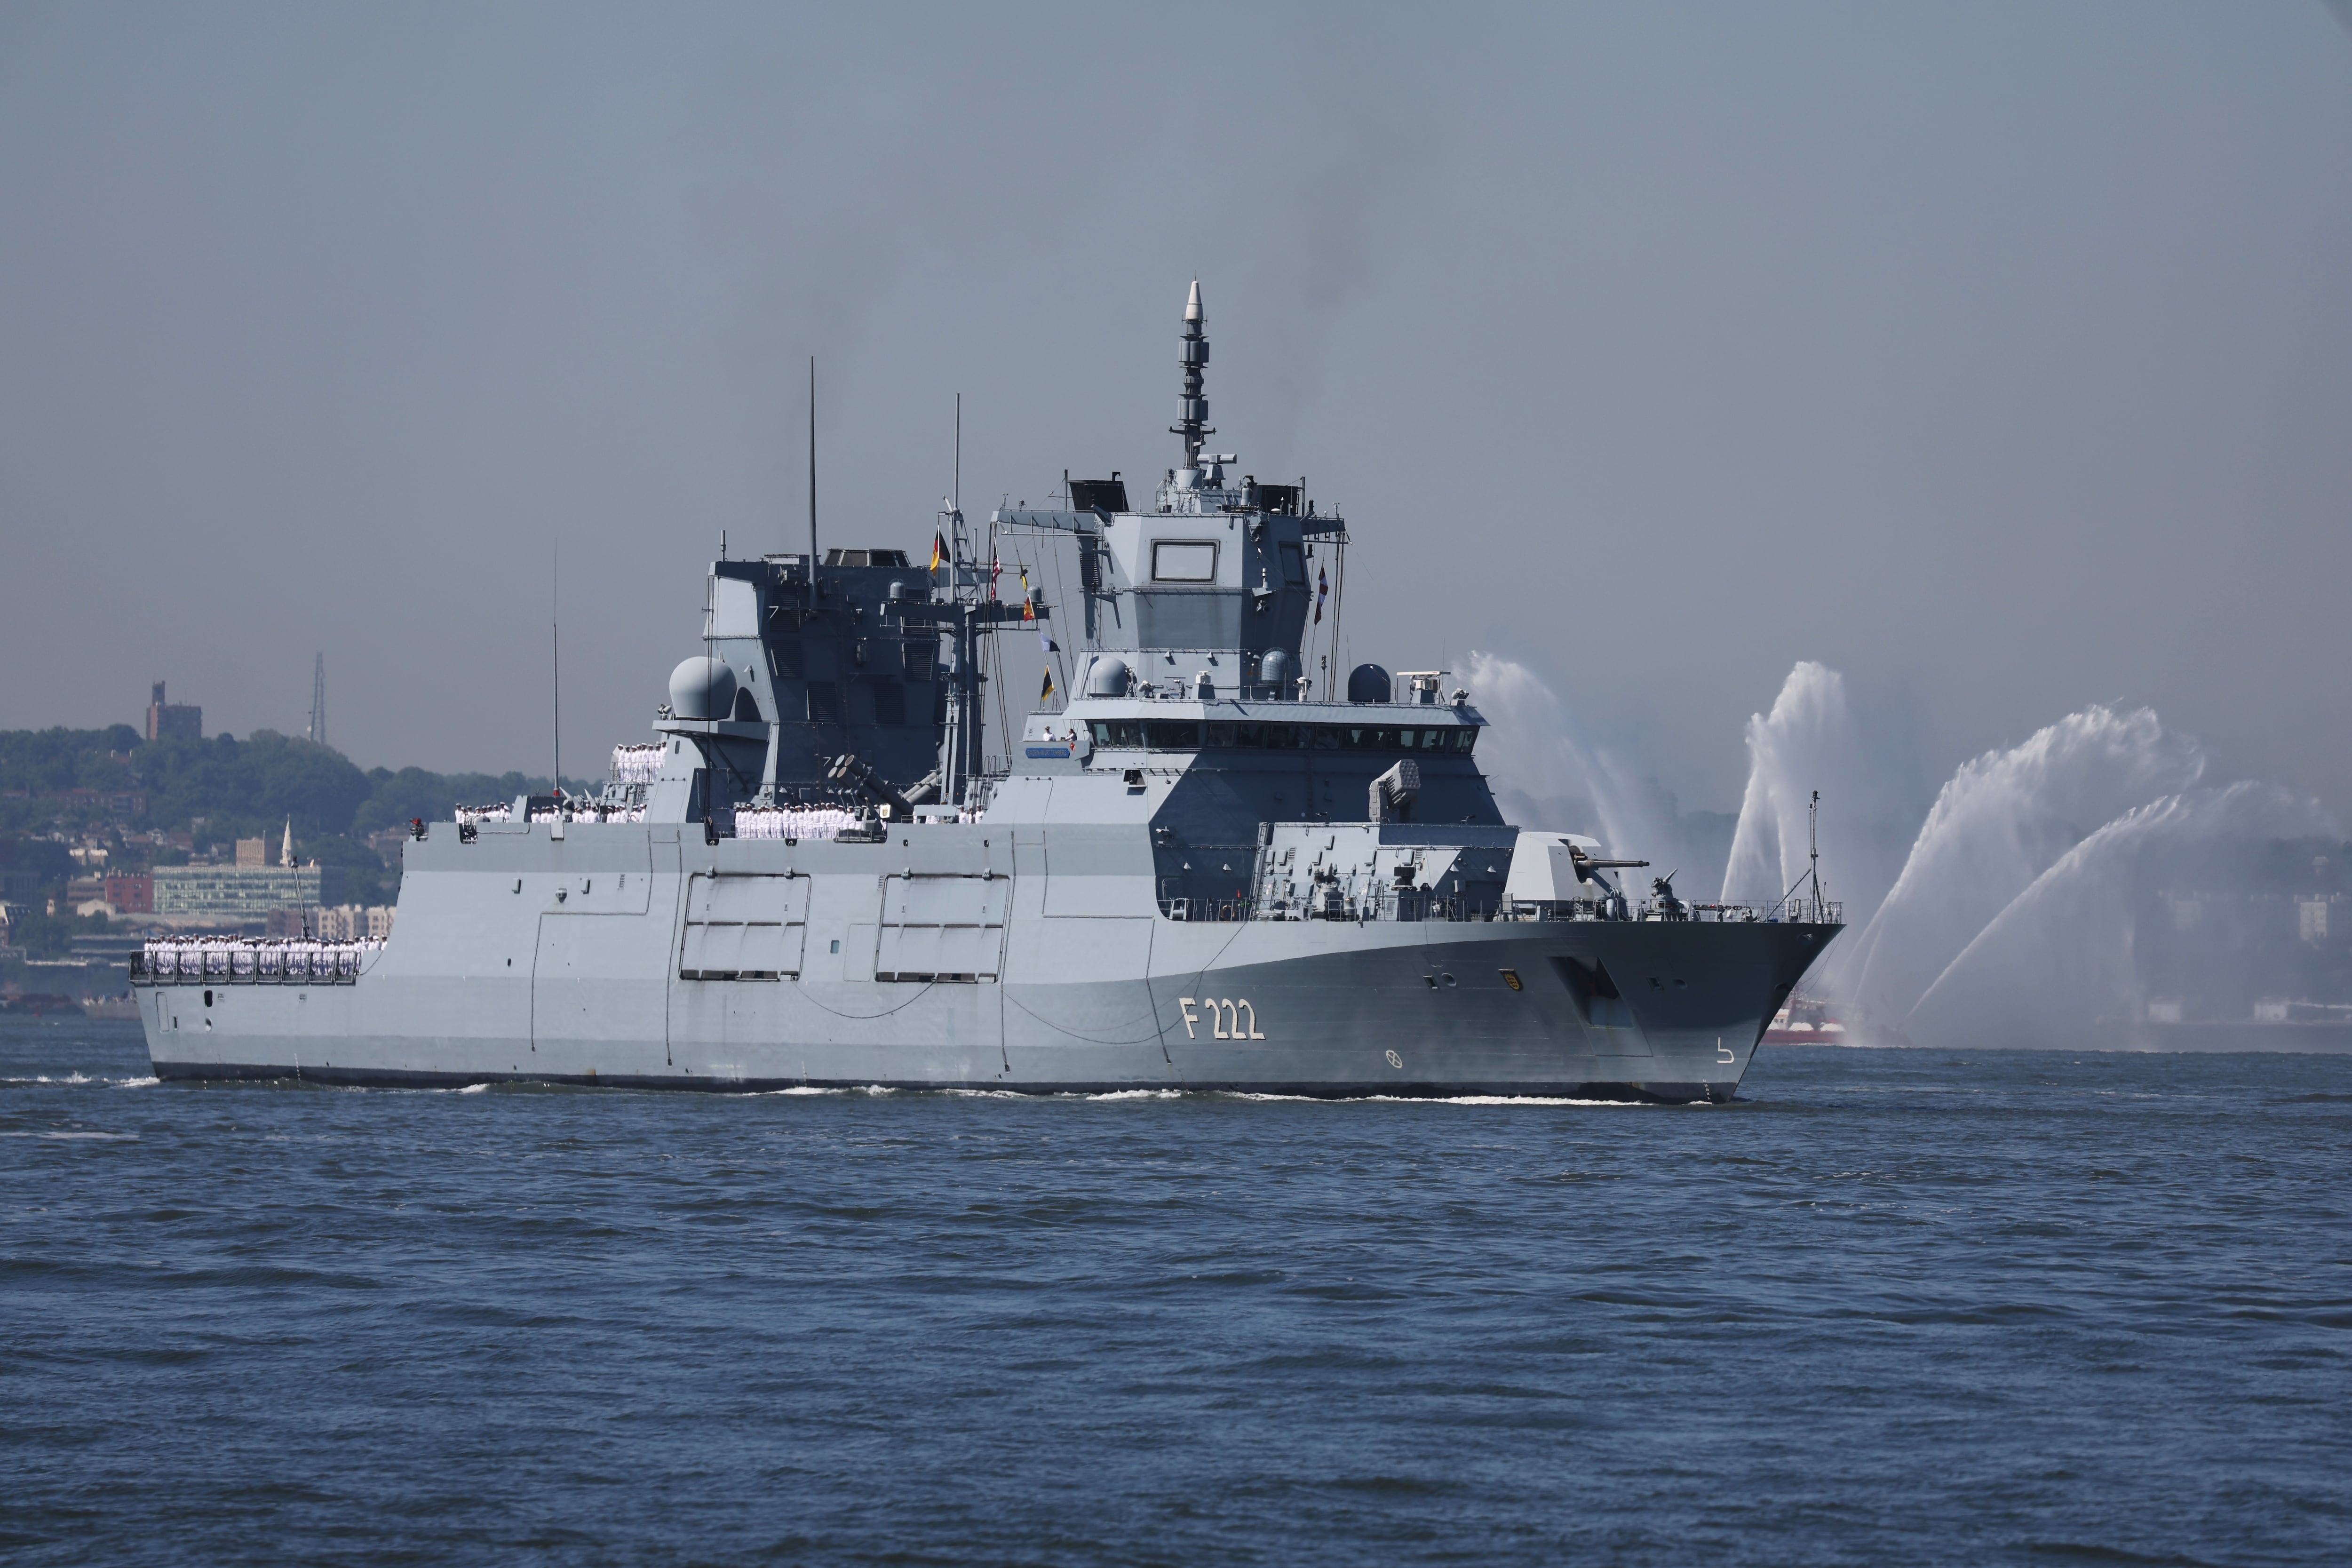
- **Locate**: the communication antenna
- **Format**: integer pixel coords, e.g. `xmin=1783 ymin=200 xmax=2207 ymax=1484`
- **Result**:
xmin=307 ymin=653 xmax=326 ymax=747
xmin=551 ymin=541 xmax=562 ymax=797
xmin=806 ymin=356 xmax=818 ymax=612
xmin=1171 ymin=279 xmax=1212 ymax=467
xmin=1808 ymin=789 xmax=1823 ymax=915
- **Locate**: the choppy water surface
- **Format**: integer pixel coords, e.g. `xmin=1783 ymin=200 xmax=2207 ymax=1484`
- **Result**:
xmin=4 ymin=1020 xmax=2348 ymax=1566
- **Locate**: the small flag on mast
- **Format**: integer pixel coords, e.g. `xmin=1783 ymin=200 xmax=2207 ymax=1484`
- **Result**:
xmin=1020 ymin=568 xmax=1035 ymax=621
xmin=929 ymin=530 xmax=947 ymax=574
xmin=1314 ymin=565 xmax=1329 ymax=625
xmin=1040 ymin=666 xmax=1057 ymax=703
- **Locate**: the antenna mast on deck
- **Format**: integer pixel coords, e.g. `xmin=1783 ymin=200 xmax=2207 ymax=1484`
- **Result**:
xmin=551 ymin=542 xmax=562 ymax=796
xmin=804 ymin=356 xmax=819 ymax=612
xmin=1170 ymin=280 xmax=1212 ymax=468
xmin=307 ymin=653 xmax=326 ymax=747
xmin=1808 ymin=790 xmax=1824 ymax=915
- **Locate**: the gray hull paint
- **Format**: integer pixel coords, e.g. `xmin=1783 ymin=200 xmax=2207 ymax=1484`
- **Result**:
xmin=141 ymin=291 xmax=1845 ymax=1100
xmin=141 ymin=822 xmax=1830 ymax=1102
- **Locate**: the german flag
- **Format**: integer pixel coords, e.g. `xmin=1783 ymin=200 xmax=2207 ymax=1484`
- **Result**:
xmin=929 ymin=530 xmax=947 ymax=574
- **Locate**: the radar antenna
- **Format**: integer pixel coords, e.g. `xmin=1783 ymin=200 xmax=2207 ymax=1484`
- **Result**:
xmin=1807 ymin=790 xmax=1826 ymax=919
xmin=1170 ymin=280 xmax=1213 ymax=467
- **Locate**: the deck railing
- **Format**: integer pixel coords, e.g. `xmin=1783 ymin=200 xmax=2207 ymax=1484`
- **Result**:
xmin=130 ymin=940 xmax=380 ymax=986
xmin=1163 ymin=893 xmax=1845 ymax=926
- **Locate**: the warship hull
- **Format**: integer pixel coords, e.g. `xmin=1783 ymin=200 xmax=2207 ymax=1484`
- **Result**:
xmin=137 ymin=284 xmax=1844 ymax=1100
xmin=138 ymin=823 xmax=1829 ymax=1103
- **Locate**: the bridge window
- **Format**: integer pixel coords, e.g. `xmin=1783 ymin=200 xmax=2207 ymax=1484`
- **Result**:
xmin=1151 ymin=541 xmax=1218 ymax=582
xmin=1090 ymin=719 xmax=1479 ymax=755
xmin=1144 ymin=720 xmax=1203 ymax=751
xmin=1089 ymin=719 xmax=1142 ymax=749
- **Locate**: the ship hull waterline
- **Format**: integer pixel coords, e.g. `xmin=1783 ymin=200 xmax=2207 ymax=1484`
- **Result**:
xmin=140 ymin=906 xmax=1832 ymax=1105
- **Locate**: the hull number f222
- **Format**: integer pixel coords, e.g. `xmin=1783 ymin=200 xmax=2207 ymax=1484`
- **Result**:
xmin=1178 ymin=998 xmax=1265 ymax=1041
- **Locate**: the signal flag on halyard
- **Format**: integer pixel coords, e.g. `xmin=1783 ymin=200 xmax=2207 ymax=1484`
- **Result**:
xmin=1038 ymin=630 xmax=1058 ymax=653
xmin=1314 ymin=565 xmax=1328 ymax=624
xmin=1020 ymin=568 xmax=1035 ymax=621
xmin=929 ymin=531 xmax=947 ymax=574
xmin=1040 ymin=666 xmax=1057 ymax=703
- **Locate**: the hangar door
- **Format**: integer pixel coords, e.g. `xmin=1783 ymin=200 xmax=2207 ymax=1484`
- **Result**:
xmin=678 ymin=873 xmax=808 ymax=980
xmin=874 ymin=875 xmax=1006 ymax=983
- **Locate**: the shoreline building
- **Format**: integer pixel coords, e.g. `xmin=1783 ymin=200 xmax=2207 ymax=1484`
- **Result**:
xmin=104 ymin=874 xmax=155 ymax=915
xmin=145 ymin=683 xmax=201 ymax=742
xmin=150 ymin=865 xmax=321 ymax=928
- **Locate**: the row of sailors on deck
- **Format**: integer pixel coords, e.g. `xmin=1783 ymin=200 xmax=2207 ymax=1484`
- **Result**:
xmin=610 ymin=744 xmax=665 ymax=786
xmin=525 ymin=804 xmax=646 ymax=823
xmin=457 ymin=802 xmax=649 ymax=826
xmin=142 ymin=936 xmax=385 ymax=980
xmin=733 ymin=804 xmax=986 ymax=838
xmin=735 ymin=805 xmax=861 ymax=841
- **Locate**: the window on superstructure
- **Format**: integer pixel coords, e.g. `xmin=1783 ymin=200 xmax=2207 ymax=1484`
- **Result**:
xmin=1144 ymin=721 xmax=1202 ymax=751
xmin=1151 ymin=541 xmax=1218 ymax=582
xmin=1089 ymin=719 xmax=1143 ymax=749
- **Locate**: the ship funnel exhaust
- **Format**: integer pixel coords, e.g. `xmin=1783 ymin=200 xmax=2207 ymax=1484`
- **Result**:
xmin=1171 ymin=279 xmax=1212 ymax=467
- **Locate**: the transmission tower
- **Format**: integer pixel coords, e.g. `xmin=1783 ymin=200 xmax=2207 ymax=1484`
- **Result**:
xmin=308 ymin=653 xmax=326 ymax=747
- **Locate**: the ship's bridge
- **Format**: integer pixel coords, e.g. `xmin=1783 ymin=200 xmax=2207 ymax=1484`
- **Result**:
xmin=995 ymin=463 xmax=1343 ymax=691
xmin=992 ymin=282 xmax=1346 ymax=692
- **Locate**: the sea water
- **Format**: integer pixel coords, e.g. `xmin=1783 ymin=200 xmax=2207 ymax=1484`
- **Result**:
xmin=3 ymin=1019 xmax=2346 ymax=1565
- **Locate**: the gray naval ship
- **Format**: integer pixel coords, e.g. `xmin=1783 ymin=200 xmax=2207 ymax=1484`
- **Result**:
xmin=135 ymin=284 xmax=1840 ymax=1101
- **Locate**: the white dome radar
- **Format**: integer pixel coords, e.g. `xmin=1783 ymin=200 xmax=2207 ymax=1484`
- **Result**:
xmin=667 ymin=656 xmax=738 ymax=720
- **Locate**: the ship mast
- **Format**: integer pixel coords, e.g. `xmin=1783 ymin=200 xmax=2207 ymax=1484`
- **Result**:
xmin=938 ymin=394 xmax=983 ymax=809
xmin=1170 ymin=279 xmax=1211 ymax=468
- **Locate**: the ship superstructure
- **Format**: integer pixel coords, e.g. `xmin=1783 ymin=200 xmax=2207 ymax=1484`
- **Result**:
xmin=135 ymin=286 xmax=1840 ymax=1100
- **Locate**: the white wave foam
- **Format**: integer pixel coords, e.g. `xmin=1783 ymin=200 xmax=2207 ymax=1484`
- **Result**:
xmin=0 ymin=1130 xmax=139 ymax=1140
xmin=1210 ymin=1090 xmax=1667 ymax=1107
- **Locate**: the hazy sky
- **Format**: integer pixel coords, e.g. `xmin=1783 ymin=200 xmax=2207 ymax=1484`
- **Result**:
xmin=5 ymin=2 xmax=2349 ymax=817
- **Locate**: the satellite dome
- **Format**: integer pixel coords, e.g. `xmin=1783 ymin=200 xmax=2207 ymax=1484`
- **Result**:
xmin=1083 ymin=655 xmax=1132 ymax=698
xmin=667 ymin=656 xmax=737 ymax=720
xmin=1259 ymin=648 xmax=1295 ymax=695
xmin=1346 ymin=662 xmax=1392 ymax=704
